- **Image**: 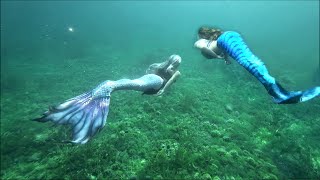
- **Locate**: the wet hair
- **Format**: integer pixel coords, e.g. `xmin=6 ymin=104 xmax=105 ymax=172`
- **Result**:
xmin=146 ymin=55 xmax=179 ymax=74
xmin=198 ymin=26 xmax=224 ymax=40
xmin=146 ymin=60 xmax=171 ymax=75
xmin=146 ymin=56 xmax=179 ymax=81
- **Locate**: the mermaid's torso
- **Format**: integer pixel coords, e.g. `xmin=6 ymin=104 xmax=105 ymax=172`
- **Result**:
xmin=155 ymin=68 xmax=171 ymax=83
xmin=208 ymin=40 xmax=225 ymax=58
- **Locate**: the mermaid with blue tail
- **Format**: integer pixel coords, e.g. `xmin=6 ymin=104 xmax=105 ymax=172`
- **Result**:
xmin=34 ymin=55 xmax=181 ymax=144
xmin=194 ymin=27 xmax=319 ymax=104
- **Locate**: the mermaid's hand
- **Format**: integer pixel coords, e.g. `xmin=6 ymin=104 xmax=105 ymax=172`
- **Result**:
xmin=156 ymin=89 xmax=164 ymax=96
xmin=225 ymin=59 xmax=231 ymax=65
xmin=224 ymin=53 xmax=231 ymax=65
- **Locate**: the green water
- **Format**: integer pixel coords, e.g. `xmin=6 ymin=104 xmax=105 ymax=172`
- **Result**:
xmin=1 ymin=1 xmax=319 ymax=179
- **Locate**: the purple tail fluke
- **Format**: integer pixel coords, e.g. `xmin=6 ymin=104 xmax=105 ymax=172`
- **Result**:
xmin=34 ymin=91 xmax=110 ymax=144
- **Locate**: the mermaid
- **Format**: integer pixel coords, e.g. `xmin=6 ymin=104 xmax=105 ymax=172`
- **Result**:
xmin=194 ymin=26 xmax=319 ymax=104
xmin=34 ymin=55 xmax=181 ymax=144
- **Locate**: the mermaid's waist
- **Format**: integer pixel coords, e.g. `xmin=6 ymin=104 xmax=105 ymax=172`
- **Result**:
xmin=217 ymin=31 xmax=254 ymax=61
xmin=217 ymin=31 xmax=275 ymax=85
xmin=92 ymin=74 xmax=164 ymax=98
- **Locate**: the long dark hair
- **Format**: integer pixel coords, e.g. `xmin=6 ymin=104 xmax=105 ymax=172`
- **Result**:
xmin=198 ymin=26 xmax=223 ymax=40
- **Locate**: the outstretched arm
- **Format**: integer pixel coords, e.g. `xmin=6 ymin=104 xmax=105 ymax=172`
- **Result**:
xmin=201 ymin=47 xmax=223 ymax=59
xmin=195 ymin=39 xmax=225 ymax=60
xmin=157 ymin=71 xmax=181 ymax=95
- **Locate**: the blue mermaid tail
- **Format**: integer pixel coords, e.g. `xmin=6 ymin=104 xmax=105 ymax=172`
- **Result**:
xmin=34 ymin=74 xmax=164 ymax=144
xmin=217 ymin=31 xmax=320 ymax=104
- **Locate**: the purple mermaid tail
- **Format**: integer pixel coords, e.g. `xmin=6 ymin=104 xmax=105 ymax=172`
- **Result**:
xmin=34 ymin=90 xmax=111 ymax=144
xmin=34 ymin=74 xmax=164 ymax=144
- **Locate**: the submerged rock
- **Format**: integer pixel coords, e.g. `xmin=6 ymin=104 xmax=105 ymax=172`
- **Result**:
xmin=202 ymin=173 xmax=212 ymax=180
xmin=225 ymin=104 xmax=233 ymax=113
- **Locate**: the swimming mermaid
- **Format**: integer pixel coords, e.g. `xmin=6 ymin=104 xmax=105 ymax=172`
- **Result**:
xmin=34 ymin=55 xmax=181 ymax=144
xmin=194 ymin=27 xmax=320 ymax=104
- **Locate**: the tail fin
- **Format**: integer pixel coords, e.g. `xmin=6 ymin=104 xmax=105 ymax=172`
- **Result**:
xmin=269 ymin=82 xmax=319 ymax=104
xmin=34 ymin=91 xmax=110 ymax=144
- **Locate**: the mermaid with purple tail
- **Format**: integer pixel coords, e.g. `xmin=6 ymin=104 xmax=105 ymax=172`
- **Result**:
xmin=34 ymin=55 xmax=181 ymax=144
xmin=194 ymin=27 xmax=319 ymax=104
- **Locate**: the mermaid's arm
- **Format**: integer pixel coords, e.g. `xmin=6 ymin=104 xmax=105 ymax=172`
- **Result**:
xmin=157 ymin=71 xmax=181 ymax=95
xmin=195 ymin=39 xmax=221 ymax=59
xmin=201 ymin=47 xmax=224 ymax=59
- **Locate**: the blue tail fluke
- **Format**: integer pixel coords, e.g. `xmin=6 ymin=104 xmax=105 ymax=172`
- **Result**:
xmin=34 ymin=91 xmax=110 ymax=144
xmin=270 ymin=83 xmax=320 ymax=104
xmin=299 ymin=86 xmax=320 ymax=103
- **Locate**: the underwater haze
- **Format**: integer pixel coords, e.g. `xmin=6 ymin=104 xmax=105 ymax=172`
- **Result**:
xmin=1 ymin=1 xmax=319 ymax=179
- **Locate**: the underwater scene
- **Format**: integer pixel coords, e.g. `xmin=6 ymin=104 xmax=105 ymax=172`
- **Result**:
xmin=1 ymin=1 xmax=320 ymax=179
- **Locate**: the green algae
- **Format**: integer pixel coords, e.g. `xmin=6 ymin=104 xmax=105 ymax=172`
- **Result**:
xmin=1 ymin=52 xmax=319 ymax=179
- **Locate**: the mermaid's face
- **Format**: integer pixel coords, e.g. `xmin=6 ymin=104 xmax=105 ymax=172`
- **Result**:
xmin=166 ymin=55 xmax=181 ymax=73
xmin=146 ymin=55 xmax=181 ymax=75
xmin=168 ymin=55 xmax=181 ymax=68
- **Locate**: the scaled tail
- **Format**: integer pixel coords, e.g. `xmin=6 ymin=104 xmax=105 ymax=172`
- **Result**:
xmin=34 ymin=91 xmax=110 ymax=144
xmin=217 ymin=31 xmax=320 ymax=104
